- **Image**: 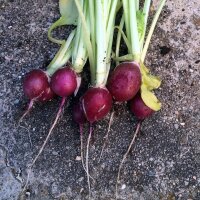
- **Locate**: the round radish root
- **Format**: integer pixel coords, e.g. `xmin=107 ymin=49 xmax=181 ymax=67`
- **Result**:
xmin=72 ymin=101 xmax=87 ymax=125
xmin=130 ymin=94 xmax=154 ymax=120
xmin=50 ymin=67 xmax=77 ymax=97
xmin=20 ymin=69 xmax=54 ymax=122
xmin=107 ymin=62 xmax=141 ymax=102
xmin=82 ymin=87 xmax=112 ymax=123
xmin=23 ymin=69 xmax=50 ymax=100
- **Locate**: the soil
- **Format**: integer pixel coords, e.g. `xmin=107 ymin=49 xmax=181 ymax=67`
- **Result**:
xmin=0 ymin=0 xmax=200 ymax=199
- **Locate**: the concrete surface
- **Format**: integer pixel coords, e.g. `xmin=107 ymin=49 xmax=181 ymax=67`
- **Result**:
xmin=0 ymin=0 xmax=200 ymax=199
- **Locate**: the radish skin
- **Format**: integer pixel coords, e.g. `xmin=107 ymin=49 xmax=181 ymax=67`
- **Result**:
xmin=82 ymin=87 xmax=112 ymax=123
xmin=107 ymin=62 xmax=141 ymax=102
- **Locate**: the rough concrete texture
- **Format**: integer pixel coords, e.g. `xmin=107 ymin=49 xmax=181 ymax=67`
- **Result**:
xmin=0 ymin=0 xmax=200 ymax=199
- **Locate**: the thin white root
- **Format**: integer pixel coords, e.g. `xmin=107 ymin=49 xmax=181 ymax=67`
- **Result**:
xmin=22 ymin=97 xmax=66 ymax=191
xmin=86 ymin=124 xmax=93 ymax=199
xmin=18 ymin=99 xmax=34 ymax=124
xmin=80 ymin=132 xmax=86 ymax=171
xmin=22 ymin=167 xmax=31 ymax=193
xmin=115 ymin=122 xmax=141 ymax=199
xmin=80 ymin=132 xmax=94 ymax=181
xmin=99 ymin=111 xmax=114 ymax=162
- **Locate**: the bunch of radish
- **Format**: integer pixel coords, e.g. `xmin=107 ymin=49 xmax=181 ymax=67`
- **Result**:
xmin=109 ymin=0 xmax=166 ymax=198
xmin=22 ymin=0 xmax=89 ymax=189
xmin=20 ymin=0 xmax=166 ymax=198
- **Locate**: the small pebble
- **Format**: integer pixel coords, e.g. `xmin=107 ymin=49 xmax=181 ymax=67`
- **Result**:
xmin=14 ymin=99 xmax=19 ymax=105
xmin=184 ymin=181 xmax=189 ymax=186
xmin=52 ymin=151 xmax=58 ymax=156
xmin=75 ymin=156 xmax=81 ymax=161
xmin=78 ymin=177 xmax=84 ymax=182
xmin=80 ymin=188 xmax=84 ymax=193
xmin=174 ymin=124 xmax=179 ymax=129
xmin=26 ymin=191 xmax=31 ymax=197
xmin=149 ymin=157 xmax=154 ymax=161
xmin=121 ymin=184 xmax=126 ymax=190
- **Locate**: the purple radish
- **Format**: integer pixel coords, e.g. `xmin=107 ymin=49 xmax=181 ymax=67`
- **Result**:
xmin=50 ymin=67 xmax=77 ymax=97
xmin=130 ymin=94 xmax=154 ymax=120
xmin=20 ymin=69 xmax=55 ymax=121
xmin=23 ymin=69 xmax=49 ymax=99
xmin=81 ymin=87 xmax=112 ymax=123
xmin=107 ymin=62 xmax=141 ymax=102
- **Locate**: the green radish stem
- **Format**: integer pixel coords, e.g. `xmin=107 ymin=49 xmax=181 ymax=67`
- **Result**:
xmin=122 ymin=0 xmax=131 ymax=48
xmin=113 ymin=54 xmax=134 ymax=62
xmin=135 ymin=0 xmax=139 ymax=11
xmin=141 ymin=0 xmax=166 ymax=62
xmin=95 ymin=0 xmax=107 ymax=87
xmin=119 ymin=0 xmax=166 ymax=62
xmin=75 ymin=0 xmax=120 ymax=87
xmin=114 ymin=25 xmax=132 ymax=55
xmin=74 ymin=0 xmax=95 ymax=85
xmin=47 ymin=30 xmax=75 ymax=76
xmin=140 ymin=0 xmax=151 ymax=48
xmin=48 ymin=17 xmax=66 ymax=45
xmin=104 ymin=0 xmax=119 ymax=86
xmin=129 ymin=0 xmax=140 ymax=61
xmin=115 ymin=16 xmax=125 ymax=66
